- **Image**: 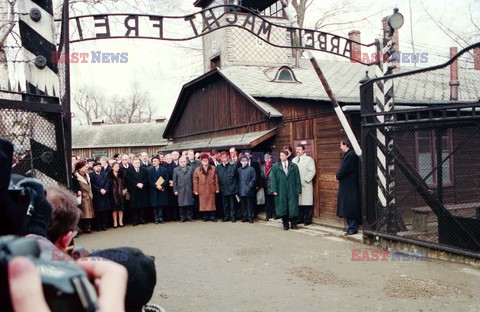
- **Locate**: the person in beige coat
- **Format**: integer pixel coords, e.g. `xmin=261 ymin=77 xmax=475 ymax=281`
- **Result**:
xmin=72 ymin=160 xmax=94 ymax=233
xmin=193 ymin=153 xmax=220 ymax=222
xmin=292 ymin=145 xmax=316 ymax=225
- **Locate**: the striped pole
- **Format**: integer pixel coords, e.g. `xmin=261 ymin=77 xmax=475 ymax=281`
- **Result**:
xmin=18 ymin=0 xmax=58 ymax=95
xmin=374 ymin=36 xmax=396 ymax=233
xmin=17 ymin=0 xmax=64 ymax=184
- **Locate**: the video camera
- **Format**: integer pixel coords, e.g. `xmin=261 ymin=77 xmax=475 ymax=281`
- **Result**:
xmin=0 ymin=138 xmax=98 ymax=312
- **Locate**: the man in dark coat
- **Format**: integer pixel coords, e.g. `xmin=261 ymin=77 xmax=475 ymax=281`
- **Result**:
xmin=173 ymin=157 xmax=195 ymax=222
xmin=244 ymin=151 xmax=262 ymax=217
xmin=126 ymin=158 xmax=149 ymax=226
xmin=187 ymin=149 xmax=201 ymax=218
xmin=148 ymin=156 xmax=169 ymax=224
xmin=164 ymin=153 xmax=179 ymax=221
xmin=90 ymin=162 xmax=111 ymax=231
xmin=270 ymin=150 xmax=302 ymax=231
xmin=216 ymin=151 xmax=238 ymax=222
xmin=237 ymin=156 xmax=257 ymax=223
xmin=336 ymin=139 xmax=361 ymax=235
xmin=260 ymin=153 xmax=275 ymax=221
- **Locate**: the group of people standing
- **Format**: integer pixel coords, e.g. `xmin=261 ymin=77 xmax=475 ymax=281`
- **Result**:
xmin=70 ymin=144 xmax=320 ymax=233
xmin=71 ymin=140 xmax=360 ymax=235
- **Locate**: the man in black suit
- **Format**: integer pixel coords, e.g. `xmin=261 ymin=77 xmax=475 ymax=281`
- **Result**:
xmin=244 ymin=151 xmax=262 ymax=218
xmin=126 ymin=158 xmax=149 ymax=226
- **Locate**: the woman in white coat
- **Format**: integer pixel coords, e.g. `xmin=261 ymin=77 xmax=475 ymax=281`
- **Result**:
xmin=292 ymin=145 xmax=316 ymax=225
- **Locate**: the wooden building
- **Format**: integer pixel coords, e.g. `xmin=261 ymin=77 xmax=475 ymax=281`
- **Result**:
xmin=162 ymin=0 xmax=480 ymax=225
xmin=73 ymin=121 xmax=168 ymax=159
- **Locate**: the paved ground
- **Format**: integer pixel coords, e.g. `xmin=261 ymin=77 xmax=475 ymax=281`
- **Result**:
xmin=76 ymin=219 xmax=480 ymax=312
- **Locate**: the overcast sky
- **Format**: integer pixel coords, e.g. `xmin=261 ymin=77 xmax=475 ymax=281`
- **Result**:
xmin=6 ymin=0 xmax=480 ymax=124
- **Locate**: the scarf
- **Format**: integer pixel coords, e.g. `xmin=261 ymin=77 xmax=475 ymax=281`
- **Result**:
xmin=265 ymin=161 xmax=273 ymax=175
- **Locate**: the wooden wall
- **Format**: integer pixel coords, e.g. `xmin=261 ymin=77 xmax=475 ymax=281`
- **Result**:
xmin=172 ymin=78 xmax=268 ymax=140
xmin=264 ymin=98 xmax=356 ymax=224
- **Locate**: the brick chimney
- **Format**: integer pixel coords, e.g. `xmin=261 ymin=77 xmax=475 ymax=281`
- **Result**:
xmin=348 ymin=30 xmax=361 ymax=63
xmin=382 ymin=17 xmax=400 ymax=70
xmin=474 ymin=48 xmax=480 ymax=70
xmin=449 ymin=47 xmax=460 ymax=101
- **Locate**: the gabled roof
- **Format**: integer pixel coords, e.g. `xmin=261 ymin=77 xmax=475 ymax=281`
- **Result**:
xmin=73 ymin=123 xmax=168 ymax=149
xmin=163 ymin=68 xmax=282 ymax=139
xmin=220 ymin=59 xmax=480 ymax=104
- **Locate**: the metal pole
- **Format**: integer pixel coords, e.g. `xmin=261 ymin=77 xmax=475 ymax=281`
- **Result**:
xmin=281 ymin=3 xmax=362 ymax=156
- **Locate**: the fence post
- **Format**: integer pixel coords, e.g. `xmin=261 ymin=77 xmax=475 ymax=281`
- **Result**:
xmin=373 ymin=34 xmax=397 ymax=234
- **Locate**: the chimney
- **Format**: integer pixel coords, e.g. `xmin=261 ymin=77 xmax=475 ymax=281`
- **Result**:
xmin=92 ymin=119 xmax=104 ymax=125
xmin=382 ymin=17 xmax=400 ymax=71
xmin=155 ymin=116 xmax=167 ymax=123
xmin=348 ymin=30 xmax=361 ymax=63
xmin=474 ymin=48 xmax=480 ymax=70
xmin=449 ymin=47 xmax=460 ymax=101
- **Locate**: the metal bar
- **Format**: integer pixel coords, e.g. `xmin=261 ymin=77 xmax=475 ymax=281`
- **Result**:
xmin=62 ymin=0 xmax=72 ymax=187
xmin=0 ymin=99 xmax=62 ymax=113
xmin=362 ymin=116 xmax=480 ymax=128
xmin=363 ymin=230 xmax=480 ymax=260
xmin=362 ymin=42 xmax=480 ymax=84
xmin=435 ymin=128 xmax=443 ymax=203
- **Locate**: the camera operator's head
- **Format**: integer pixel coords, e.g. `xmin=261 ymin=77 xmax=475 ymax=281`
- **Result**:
xmin=46 ymin=185 xmax=80 ymax=253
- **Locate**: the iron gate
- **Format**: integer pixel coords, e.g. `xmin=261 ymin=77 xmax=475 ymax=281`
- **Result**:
xmin=360 ymin=43 xmax=480 ymax=257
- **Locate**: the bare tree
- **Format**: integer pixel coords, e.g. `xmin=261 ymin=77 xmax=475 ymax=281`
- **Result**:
xmin=98 ymin=86 xmax=153 ymax=124
xmin=73 ymin=87 xmax=105 ymax=124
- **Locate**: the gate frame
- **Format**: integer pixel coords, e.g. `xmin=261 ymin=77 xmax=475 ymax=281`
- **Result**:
xmin=360 ymin=42 xmax=480 ymax=259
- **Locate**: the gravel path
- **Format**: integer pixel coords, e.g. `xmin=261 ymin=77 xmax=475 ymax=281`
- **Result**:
xmin=76 ymin=219 xmax=480 ymax=312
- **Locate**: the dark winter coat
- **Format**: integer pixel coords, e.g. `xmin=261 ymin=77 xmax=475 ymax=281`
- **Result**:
xmin=249 ymin=160 xmax=262 ymax=188
xmin=269 ymin=161 xmax=302 ymax=219
xmin=165 ymin=162 xmax=178 ymax=207
xmin=173 ymin=166 xmax=194 ymax=207
xmin=260 ymin=163 xmax=273 ymax=195
xmin=148 ymin=166 xmax=169 ymax=207
xmin=237 ymin=165 xmax=256 ymax=198
xmin=107 ymin=169 xmax=126 ymax=206
xmin=216 ymin=162 xmax=238 ymax=196
xmin=89 ymin=171 xmax=111 ymax=212
xmin=336 ymin=148 xmax=361 ymax=218
xmin=187 ymin=159 xmax=201 ymax=171
xmin=125 ymin=167 xmax=149 ymax=209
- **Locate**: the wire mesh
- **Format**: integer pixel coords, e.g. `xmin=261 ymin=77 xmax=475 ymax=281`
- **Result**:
xmin=362 ymin=46 xmax=480 ymax=253
xmin=0 ymin=107 xmax=68 ymax=186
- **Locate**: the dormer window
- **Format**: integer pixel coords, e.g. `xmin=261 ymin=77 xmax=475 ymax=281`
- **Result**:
xmin=273 ymin=66 xmax=299 ymax=83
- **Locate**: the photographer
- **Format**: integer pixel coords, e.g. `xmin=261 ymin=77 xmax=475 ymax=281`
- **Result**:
xmin=45 ymin=185 xmax=81 ymax=255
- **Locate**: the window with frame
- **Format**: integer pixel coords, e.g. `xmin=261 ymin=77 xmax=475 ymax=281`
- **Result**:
xmin=416 ymin=129 xmax=453 ymax=187
xmin=273 ymin=66 xmax=299 ymax=83
xmin=92 ymin=150 xmax=108 ymax=158
xmin=131 ymin=148 xmax=147 ymax=154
